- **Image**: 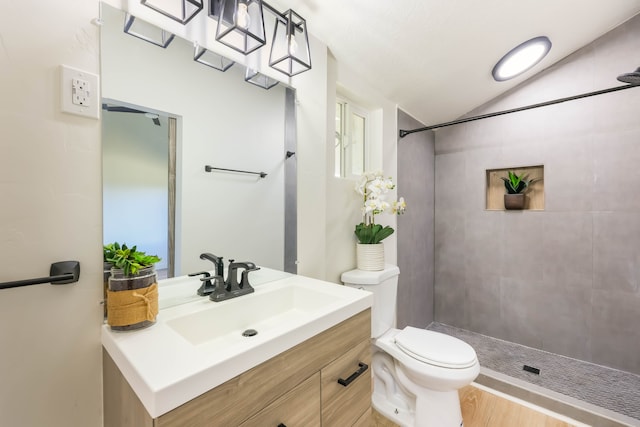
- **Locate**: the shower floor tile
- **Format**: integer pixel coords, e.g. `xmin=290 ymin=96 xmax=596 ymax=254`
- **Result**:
xmin=427 ymin=322 xmax=640 ymax=424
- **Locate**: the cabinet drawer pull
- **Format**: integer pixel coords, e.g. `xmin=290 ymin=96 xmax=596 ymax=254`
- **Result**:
xmin=337 ymin=362 xmax=368 ymax=387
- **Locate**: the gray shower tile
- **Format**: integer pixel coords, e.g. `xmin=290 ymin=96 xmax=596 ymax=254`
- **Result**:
xmin=500 ymin=142 xmax=545 ymax=174
xmin=592 ymin=130 xmax=640 ymax=212
xmin=590 ymin=290 xmax=640 ymax=373
xmin=541 ymin=212 xmax=593 ymax=286
xmin=434 ymin=269 xmax=468 ymax=328
xmin=532 ymin=52 xmax=598 ymax=141
xmin=541 ymin=136 xmax=594 ymax=212
xmin=435 ymin=153 xmax=467 ymax=211
xmin=466 ymin=274 xmax=504 ymax=337
xmin=464 ymin=212 xmax=503 ymax=277
xmin=536 ymin=282 xmax=593 ymax=361
xmin=434 ymin=209 xmax=465 ymax=270
xmin=434 ymin=123 xmax=470 ymax=155
xmin=397 ymin=109 xmax=435 ymax=330
xmin=500 ymin=213 xmax=546 ymax=281
xmin=593 ymin=212 xmax=640 ymax=294
xmin=460 ymin=147 xmax=503 ymax=211
xmin=592 ymin=84 xmax=640 ymax=134
xmin=499 ymin=277 xmax=544 ymax=349
xmin=493 ymin=104 xmax=548 ymax=146
xmin=455 ymin=112 xmax=508 ymax=151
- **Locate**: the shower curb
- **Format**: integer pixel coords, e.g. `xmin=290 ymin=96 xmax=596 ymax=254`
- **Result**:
xmin=477 ymin=367 xmax=639 ymax=427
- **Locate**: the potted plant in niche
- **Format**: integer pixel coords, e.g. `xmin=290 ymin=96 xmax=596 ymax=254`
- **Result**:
xmin=354 ymin=171 xmax=406 ymax=271
xmin=104 ymin=242 xmax=161 ymax=331
xmin=501 ymin=171 xmax=537 ymax=210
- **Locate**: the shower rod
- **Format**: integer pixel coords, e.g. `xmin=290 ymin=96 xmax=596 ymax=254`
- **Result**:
xmin=399 ymin=83 xmax=639 ymax=138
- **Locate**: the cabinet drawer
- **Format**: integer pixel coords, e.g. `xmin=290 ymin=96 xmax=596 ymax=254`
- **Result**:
xmin=353 ymin=407 xmax=372 ymax=427
xmin=321 ymin=339 xmax=371 ymax=426
xmin=239 ymin=372 xmax=320 ymax=427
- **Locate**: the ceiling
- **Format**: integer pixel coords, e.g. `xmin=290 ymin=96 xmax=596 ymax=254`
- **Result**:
xmin=269 ymin=0 xmax=640 ymax=125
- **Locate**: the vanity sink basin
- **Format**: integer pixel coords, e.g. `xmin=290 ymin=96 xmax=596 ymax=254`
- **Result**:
xmin=101 ymin=269 xmax=372 ymax=419
xmin=166 ymin=281 xmax=340 ymax=346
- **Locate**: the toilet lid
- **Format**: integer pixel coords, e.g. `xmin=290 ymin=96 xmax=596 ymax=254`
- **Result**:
xmin=394 ymin=327 xmax=477 ymax=369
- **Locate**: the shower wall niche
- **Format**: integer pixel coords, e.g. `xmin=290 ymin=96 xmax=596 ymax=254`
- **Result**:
xmin=486 ymin=165 xmax=544 ymax=210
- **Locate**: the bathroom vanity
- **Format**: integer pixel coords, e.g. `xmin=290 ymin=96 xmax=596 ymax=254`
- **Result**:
xmin=102 ymin=270 xmax=373 ymax=427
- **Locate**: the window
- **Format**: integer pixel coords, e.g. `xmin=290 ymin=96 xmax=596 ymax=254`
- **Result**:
xmin=335 ymin=98 xmax=369 ymax=178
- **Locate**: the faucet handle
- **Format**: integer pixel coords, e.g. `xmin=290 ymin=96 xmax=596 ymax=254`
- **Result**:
xmin=188 ymin=271 xmax=211 ymax=278
xmin=240 ymin=266 xmax=260 ymax=289
xmin=189 ymin=271 xmax=215 ymax=296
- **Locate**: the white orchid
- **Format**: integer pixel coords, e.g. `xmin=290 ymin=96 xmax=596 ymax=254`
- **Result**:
xmin=392 ymin=197 xmax=407 ymax=214
xmin=354 ymin=171 xmax=407 ymax=244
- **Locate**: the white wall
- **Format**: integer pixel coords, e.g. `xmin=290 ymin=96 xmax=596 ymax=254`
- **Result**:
xmin=322 ymin=58 xmax=400 ymax=284
xmin=101 ymin=5 xmax=286 ymax=274
xmin=0 ymin=1 xmax=103 ymax=426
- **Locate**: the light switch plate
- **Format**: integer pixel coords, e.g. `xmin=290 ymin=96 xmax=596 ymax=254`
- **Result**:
xmin=60 ymin=65 xmax=99 ymax=119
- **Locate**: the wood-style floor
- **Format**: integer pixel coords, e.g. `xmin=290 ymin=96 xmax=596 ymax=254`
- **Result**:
xmin=372 ymin=384 xmax=580 ymax=427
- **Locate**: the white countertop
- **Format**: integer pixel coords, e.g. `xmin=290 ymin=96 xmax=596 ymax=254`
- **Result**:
xmin=102 ymin=269 xmax=372 ymax=418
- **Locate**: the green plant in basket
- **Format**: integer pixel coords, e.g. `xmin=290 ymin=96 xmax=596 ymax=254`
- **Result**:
xmin=103 ymin=242 xmax=161 ymax=276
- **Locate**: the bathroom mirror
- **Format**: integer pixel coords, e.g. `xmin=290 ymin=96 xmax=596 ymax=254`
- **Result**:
xmin=100 ymin=4 xmax=296 ymax=282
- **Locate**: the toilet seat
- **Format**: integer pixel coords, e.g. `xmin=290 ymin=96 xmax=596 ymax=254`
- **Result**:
xmin=395 ymin=327 xmax=477 ymax=369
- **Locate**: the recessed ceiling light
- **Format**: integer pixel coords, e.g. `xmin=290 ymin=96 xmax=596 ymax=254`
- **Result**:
xmin=492 ymin=36 xmax=552 ymax=82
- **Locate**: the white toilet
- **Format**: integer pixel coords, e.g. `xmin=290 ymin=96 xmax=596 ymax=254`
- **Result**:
xmin=342 ymin=265 xmax=479 ymax=427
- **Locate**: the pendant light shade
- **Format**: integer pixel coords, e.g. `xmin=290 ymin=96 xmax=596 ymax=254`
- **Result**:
xmin=124 ymin=13 xmax=175 ymax=48
xmin=245 ymin=68 xmax=279 ymax=89
xmin=269 ymin=9 xmax=311 ymax=76
xmin=141 ymin=0 xmax=203 ymax=25
xmin=214 ymin=0 xmax=266 ymax=55
xmin=194 ymin=44 xmax=235 ymax=71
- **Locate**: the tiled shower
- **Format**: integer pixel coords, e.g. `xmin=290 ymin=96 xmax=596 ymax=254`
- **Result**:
xmin=397 ymin=10 xmax=640 ymax=423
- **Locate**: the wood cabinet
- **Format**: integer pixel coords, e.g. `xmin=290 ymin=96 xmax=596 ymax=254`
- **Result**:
xmin=104 ymin=309 xmax=371 ymax=427
xmin=321 ymin=339 xmax=372 ymax=426
xmin=239 ymin=372 xmax=321 ymax=427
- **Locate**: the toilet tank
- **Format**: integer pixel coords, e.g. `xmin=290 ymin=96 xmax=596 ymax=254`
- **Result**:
xmin=341 ymin=265 xmax=400 ymax=338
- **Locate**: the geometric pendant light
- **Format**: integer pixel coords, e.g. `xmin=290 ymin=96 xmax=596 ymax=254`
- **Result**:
xmin=213 ymin=0 xmax=266 ymax=55
xmin=245 ymin=67 xmax=279 ymax=89
xmin=124 ymin=13 xmax=175 ymax=48
xmin=269 ymin=9 xmax=311 ymax=76
xmin=141 ymin=0 xmax=203 ymax=25
xmin=194 ymin=43 xmax=235 ymax=71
